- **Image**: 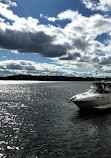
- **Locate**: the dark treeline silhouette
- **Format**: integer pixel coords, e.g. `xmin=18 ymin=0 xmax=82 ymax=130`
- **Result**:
xmin=0 ymin=75 xmax=110 ymax=81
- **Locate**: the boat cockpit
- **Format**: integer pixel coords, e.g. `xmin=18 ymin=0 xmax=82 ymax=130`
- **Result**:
xmin=89 ymin=82 xmax=111 ymax=94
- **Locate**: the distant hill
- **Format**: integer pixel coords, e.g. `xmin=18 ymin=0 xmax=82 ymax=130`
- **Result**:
xmin=0 ymin=75 xmax=110 ymax=81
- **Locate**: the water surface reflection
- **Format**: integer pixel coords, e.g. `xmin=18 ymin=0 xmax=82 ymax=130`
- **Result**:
xmin=71 ymin=109 xmax=111 ymax=157
xmin=1 ymin=81 xmax=111 ymax=158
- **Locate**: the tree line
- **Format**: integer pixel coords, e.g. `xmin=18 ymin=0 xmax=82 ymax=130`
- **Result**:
xmin=0 ymin=75 xmax=109 ymax=81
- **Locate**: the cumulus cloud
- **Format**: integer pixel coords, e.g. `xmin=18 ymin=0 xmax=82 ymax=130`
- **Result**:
xmin=60 ymin=53 xmax=81 ymax=60
xmin=57 ymin=10 xmax=81 ymax=21
xmin=0 ymin=1 xmax=111 ymax=59
xmin=0 ymin=1 xmax=71 ymax=58
xmin=41 ymin=10 xmax=82 ymax=22
xmin=40 ymin=14 xmax=56 ymax=22
xmin=0 ymin=29 xmax=68 ymax=57
xmin=82 ymin=0 xmax=111 ymax=12
xmin=0 ymin=0 xmax=17 ymax=7
xmin=1 ymin=58 xmax=111 ymax=77
xmin=0 ymin=1 xmax=18 ymax=21
xmin=0 ymin=60 xmax=81 ymax=76
xmin=0 ymin=0 xmax=111 ymax=76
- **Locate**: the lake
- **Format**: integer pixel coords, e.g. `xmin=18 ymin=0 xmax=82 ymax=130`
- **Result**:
xmin=1 ymin=81 xmax=111 ymax=158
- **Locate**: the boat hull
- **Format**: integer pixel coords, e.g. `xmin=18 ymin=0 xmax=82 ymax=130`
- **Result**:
xmin=70 ymin=81 xmax=111 ymax=110
xmin=73 ymin=100 xmax=97 ymax=110
xmin=73 ymin=100 xmax=111 ymax=110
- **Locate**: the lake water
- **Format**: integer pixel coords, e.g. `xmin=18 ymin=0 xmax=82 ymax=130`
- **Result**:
xmin=1 ymin=81 xmax=111 ymax=158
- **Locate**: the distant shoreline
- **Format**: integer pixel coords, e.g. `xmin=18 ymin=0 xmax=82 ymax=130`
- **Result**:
xmin=0 ymin=75 xmax=110 ymax=81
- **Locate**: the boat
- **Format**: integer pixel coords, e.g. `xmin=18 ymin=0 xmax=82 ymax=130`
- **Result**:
xmin=70 ymin=81 xmax=111 ymax=110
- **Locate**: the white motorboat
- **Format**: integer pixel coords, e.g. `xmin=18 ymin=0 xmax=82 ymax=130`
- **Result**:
xmin=70 ymin=81 xmax=111 ymax=110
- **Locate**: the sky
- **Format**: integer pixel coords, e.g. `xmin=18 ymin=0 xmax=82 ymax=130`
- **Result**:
xmin=0 ymin=0 xmax=111 ymax=77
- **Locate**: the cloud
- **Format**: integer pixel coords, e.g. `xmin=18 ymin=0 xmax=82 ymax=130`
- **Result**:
xmin=7 ymin=0 xmax=17 ymax=7
xmin=0 ymin=1 xmax=111 ymax=77
xmin=0 ymin=1 xmax=70 ymax=58
xmin=0 ymin=29 xmax=68 ymax=57
xmin=82 ymin=0 xmax=111 ymax=12
xmin=60 ymin=53 xmax=81 ymax=60
xmin=0 ymin=1 xmax=18 ymax=21
xmin=40 ymin=10 xmax=80 ymax=22
xmin=58 ymin=53 xmax=111 ymax=77
xmin=0 ymin=60 xmax=82 ymax=76
xmin=0 ymin=2 xmax=111 ymax=59
xmin=0 ymin=1 xmax=39 ymax=31
xmin=57 ymin=10 xmax=81 ymax=21
xmin=1 ymin=56 xmax=111 ymax=77
xmin=99 ymin=56 xmax=111 ymax=65
xmin=40 ymin=14 xmax=56 ymax=22
xmin=0 ymin=0 xmax=17 ymax=7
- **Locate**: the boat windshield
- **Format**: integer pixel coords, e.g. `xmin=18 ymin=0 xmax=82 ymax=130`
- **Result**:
xmin=89 ymin=83 xmax=111 ymax=93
